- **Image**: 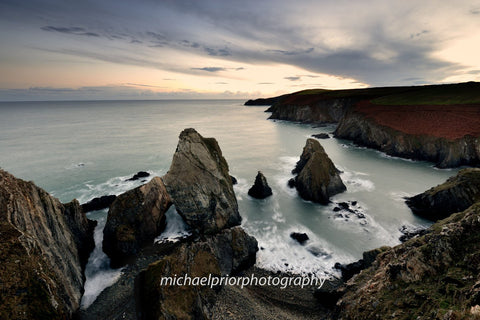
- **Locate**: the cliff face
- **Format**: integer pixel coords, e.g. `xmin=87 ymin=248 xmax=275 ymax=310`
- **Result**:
xmin=335 ymin=110 xmax=480 ymax=168
xmin=406 ymin=168 xmax=480 ymax=221
xmin=335 ymin=202 xmax=480 ymax=319
xmin=0 ymin=169 xmax=95 ymax=319
xmin=267 ymin=97 xmax=358 ymax=123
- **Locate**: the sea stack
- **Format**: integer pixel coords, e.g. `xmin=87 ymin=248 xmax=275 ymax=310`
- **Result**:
xmin=248 ymin=171 xmax=273 ymax=199
xmin=293 ymin=138 xmax=346 ymax=204
xmin=162 ymin=128 xmax=242 ymax=234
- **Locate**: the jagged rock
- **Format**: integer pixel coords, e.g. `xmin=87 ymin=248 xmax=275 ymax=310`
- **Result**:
xmin=0 ymin=169 xmax=95 ymax=319
xmin=290 ymin=232 xmax=309 ymax=244
xmin=293 ymin=139 xmax=346 ymax=204
xmin=81 ymin=194 xmax=117 ymax=212
xmin=135 ymin=226 xmax=258 ymax=320
xmin=162 ymin=128 xmax=241 ymax=234
xmin=336 ymin=203 xmax=480 ymax=319
xmin=103 ymin=177 xmax=172 ymax=268
xmin=230 ymin=175 xmax=238 ymax=185
xmin=312 ymin=133 xmax=330 ymax=139
xmin=334 ymin=246 xmax=390 ymax=281
xmin=126 ymin=171 xmax=150 ymax=181
xmin=247 ymin=171 xmax=273 ymax=199
xmin=406 ymin=168 xmax=480 ymax=221
xmin=287 ymin=178 xmax=295 ymax=188
xmin=399 ymin=225 xmax=429 ymax=243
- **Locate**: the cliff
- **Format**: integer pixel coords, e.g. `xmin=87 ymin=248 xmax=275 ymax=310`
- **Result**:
xmin=334 ymin=105 xmax=480 ymax=168
xmin=0 ymin=169 xmax=95 ymax=319
xmin=254 ymin=82 xmax=480 ymax=168
xmin=334 ymin=202 xmax=480 ymax=319
xmin=406 ymin=168 xmax=480 ymax=221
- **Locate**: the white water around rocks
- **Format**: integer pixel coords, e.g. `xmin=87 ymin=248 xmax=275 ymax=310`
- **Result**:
xmin=0 ymin=99 xmax=459 ymax=305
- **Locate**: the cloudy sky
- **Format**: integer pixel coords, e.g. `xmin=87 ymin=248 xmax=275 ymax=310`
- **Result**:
xmin=0 ymin=0 xmax=479 ymax=100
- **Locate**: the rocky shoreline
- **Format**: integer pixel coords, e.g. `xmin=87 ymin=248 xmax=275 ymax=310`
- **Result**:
xmin=255 ymin=82 xmax=480 ymax=168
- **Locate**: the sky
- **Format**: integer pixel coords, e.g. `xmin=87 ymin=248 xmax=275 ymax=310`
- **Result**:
xmin=0 ymin=0 xmax=479 ymax=101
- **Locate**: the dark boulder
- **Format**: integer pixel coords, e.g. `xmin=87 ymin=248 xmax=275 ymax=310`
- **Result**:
xmin=312 ymin=133 xmax=330 ymax=139
xmin=81 ymin=194 xmax=117 ymax=212
xmin=335 ymin=246 xmax=390 ymax=281
xmin=287 ymin=178 xmax=296 ymax=188
xmin=103 ymin=177 xmax=172 ymax=268
xmin=290 ymin=232 xmax=309 ymax=245
xmin=230 ymin=175 xmax=238 ymax=185
xmin=248 ymin=171 xmax=273 ymax=199
xmin=125 ymin=171 xmax=150 ymax=181
xmin=406 ymin=168 xmax=480 ymax=221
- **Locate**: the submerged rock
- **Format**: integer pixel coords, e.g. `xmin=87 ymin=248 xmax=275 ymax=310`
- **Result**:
xmin=125 ymin=171 xmax=150 ymax=181
xmin=406 ymin=168 xmax=480 ymax=221
xmin=162 ymin=128 xmax=241 ymax=234
xmin=103 ymin=177 xmax=172 ymax=268
xmin=290 ymin=232 xmax=309 ymax=245
xmin=0 ymin=169 xmax=95 ymax=319
xmin=135 ymin=226 xmax=258 ymax=320
xmin=81 ymin=194 xmax=117 ymax=212
xmin=293 ymin=139 xmax=346 ymax=204
xmin=247 ymin=171 xmax=273 ymax=199
xmin=312 ymin=133 xmax=330 ymax=139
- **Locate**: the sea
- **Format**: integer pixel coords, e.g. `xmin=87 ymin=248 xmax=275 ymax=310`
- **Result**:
xmin=0 ymin=99 xmax=459 ymax=308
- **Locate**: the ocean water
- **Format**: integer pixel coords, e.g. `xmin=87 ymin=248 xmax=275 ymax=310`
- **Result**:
xmin=0 ymin=100 xmax=458 ymax=307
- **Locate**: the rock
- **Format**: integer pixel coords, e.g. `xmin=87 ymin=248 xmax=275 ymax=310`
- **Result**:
xmin=313 ymin=277 xmax=344 ymax=308
xmin=307 ymin=245 xmax=331 ymax=258
xmin=135 ymin=227 xmax=258 ymax=320
xmin=247 ymin=171 xmax=273 ymax=199
xmin=230 ymin=175 xmax=238 ymax=185
xmin=312 ymin=133 xmax=330 ymax=139
xmin=399 ymin=225 xmax=429 ymax=242
xmin=0 ymin=169 xmax=95 ymax=318
xmin=244 ymin=94 xmax=288 ymax=106
xmin=125 ymin=171 xmax=150 ymax=181
xmin=290 ymin=232 xmax=309 ymax=244
xmin=293 ymin=139 xmax=346 ymax=204
xmin=406 ymin=168 xmax=480 ymax=221
xmin=103 ymin=177 xmax=172 ymax=268
xmin=162 ymin=128 xmax=241 ymax=234
xmin=287 ymin=178 xmax=296 ymax=188
xmin=80 ymin=194 xmax=117 ymax=212
xmin=335 ymin=246 xmax=389 ymax=281
xmin=335 ymin=203 xmax=480 ymax=319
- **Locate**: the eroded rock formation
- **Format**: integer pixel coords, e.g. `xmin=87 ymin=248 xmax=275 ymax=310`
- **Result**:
xmin=293 ymin=139 xmax=346 ymax=204
xmin=247 ymin=171 xmax=273 ymax=199
xmin=0 ymin=169 xmax=95 ymax=319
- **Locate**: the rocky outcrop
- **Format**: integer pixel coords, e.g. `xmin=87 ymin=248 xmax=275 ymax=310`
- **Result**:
xmin=335 ymin=202 xmax=480 ymax=319
xmin=247 ymin=171 xmax=273 ymax=199
xmin=125 ymin=171 xmax=150 ymax=182
xmin=406 ymin=168 xmax=480 ymax=221
xmin=267 ymin=96 xmax=358 ymax=124
xmin=162 ymin=128 xmax=241 ymax=234
xmin=334 ymin=246 xmax=390 ymax=282
xmin=290 ymin=232 xmax=309 ymax=244
xmin=103 ymin=177 xmax=172 ymax=267
xmin=0 ymin=169 xmax=95 ymax=319
xmin=293 ymin=139 xmax=346 ymax=204
xmin=81 ymin=194 xmax=117 ymax=213
xmin=335 ymin=109 xmax=480 ymax=168
xmin=135 ymin=226 xmax=258 ymax=320
xmin=244 ymin=94 xmax=288 ymax=106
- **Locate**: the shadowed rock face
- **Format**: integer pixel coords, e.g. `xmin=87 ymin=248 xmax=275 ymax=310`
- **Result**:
xmin=103 ymin=177 xmax=172 ymax=268
xmin=135 ymin=227 xmax=258 ymax=320
xmin=335 ymin=203 xmax=480 ymax=319
xmin=0 ymin=169 xmax=95 ymax=319
xmin=162 ymin=128 xmax=241 ymax=234
xmin=406 ymin=168 xmax=480 ymax=221
xmin=293 ymin=139 xmax=346 ymax=204
xmin=247 ymin=171 xmax=273 ymax=199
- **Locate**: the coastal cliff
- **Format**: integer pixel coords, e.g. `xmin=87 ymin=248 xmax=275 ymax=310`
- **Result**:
xmin=334 ymin=105 xmax=480 ymax=168
xmin=255 ymin=82 xmax=480 ymax=168
xmin=0 ymin=169 xmax=95 ymax=319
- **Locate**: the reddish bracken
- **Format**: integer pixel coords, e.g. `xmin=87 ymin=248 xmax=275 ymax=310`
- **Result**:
xmin=355 ymin=101 xmax=480 ymax=140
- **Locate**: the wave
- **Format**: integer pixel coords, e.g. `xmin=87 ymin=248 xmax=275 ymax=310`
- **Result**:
xmin=155 ymin=206 xmax=191 ymax=243
xmin=339 ymin=168 xmax=375 ymax=192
